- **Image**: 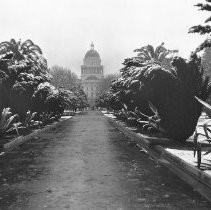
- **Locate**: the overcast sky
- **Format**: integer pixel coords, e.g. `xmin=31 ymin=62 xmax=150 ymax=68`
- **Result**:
xmin=0 ymin=0 xmax=208 ymax=75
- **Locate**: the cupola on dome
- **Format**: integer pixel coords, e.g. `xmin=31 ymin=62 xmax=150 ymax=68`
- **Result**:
xmin=84 ymin=42 xmax=100 ymax=58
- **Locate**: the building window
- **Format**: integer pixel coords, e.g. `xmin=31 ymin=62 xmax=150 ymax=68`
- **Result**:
xmin=91 ymin=86 xmax=93 ymax=91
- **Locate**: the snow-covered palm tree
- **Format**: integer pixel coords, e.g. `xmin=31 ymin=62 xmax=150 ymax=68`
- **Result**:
xmin=0 ymin=39 xmax=41 ymax=57
xmin=134 ymin=43 xmax=178 ymax=67
xmin=0 ymin=39 xmax=47 ymax=71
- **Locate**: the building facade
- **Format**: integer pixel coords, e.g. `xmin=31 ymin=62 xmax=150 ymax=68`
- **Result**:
xmin=81 ymin=43 xmax=104 ymax=107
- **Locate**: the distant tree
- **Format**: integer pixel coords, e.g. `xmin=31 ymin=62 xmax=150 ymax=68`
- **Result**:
xmin=97 ymin=74 xmax=120 ymax=96
xmin=50 ymin=66 xmax=88 ymax=111
xmin=189 ymin=0 xmax=211 ymax=51
xmin=70 ymin=86 xmax=88 ymax=110
xmin=50 ymin=65 xmax=79 ymax=90
xmin=134 ymin=43 xmax=178 ymax=68
xmin=95 ymin=90 xmax=123 ymax=111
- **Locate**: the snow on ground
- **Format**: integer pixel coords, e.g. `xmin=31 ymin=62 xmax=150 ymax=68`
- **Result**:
xmin=102 ymin=111 xmax=211 ymax=174
xmin=61 ymin=116 xmax=72 ymax=119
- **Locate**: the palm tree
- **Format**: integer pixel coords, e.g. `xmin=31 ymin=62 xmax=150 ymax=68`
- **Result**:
xmin=134 ymin=43 xmax=178 ymax=68
xmin=0 ymin=39 xmax=41 ymax=59
xmin=0 ymin=39 xmax=47 ymax=71
xmin=0 ymin=39 xmax=49 ymax=119
xmin=0 ymin=39 xmax=23 ymax=60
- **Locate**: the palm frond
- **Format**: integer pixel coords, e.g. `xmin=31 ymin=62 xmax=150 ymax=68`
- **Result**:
xmin=158 ymin=51 xmax=170 ymax=62
xmin=22 ymin=39 xmax=34 ymax=47
xmin=146 ymin=45 xmax=155 ymax=59
xmin=155 ymin=42 xmax=165 ymax=55
xmin=149 ymin=101 xmax=158 ymax=116
xmin=195 ymin=96 xmax=211 ymax=110
xmin=205 ymin=16 xmax=211 ymax=23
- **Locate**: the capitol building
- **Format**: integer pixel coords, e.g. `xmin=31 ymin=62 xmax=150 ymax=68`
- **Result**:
xmin=81 ymin=43 xmax=104 ymax=107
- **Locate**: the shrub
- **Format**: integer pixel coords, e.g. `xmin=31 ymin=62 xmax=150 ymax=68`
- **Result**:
xmin=0 ymin=108 xmax=20 ymax=137
xmin=103 ymin=49 xmax=211 ymax=142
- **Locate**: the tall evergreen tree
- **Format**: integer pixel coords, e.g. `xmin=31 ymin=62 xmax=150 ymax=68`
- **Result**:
xmin=189 ymin=0 xmax=211 ymax=51
xmin=50 ymin=65 xmax=79 ymax=90
xmin=202 ymin=47 xmax=211 ymax=77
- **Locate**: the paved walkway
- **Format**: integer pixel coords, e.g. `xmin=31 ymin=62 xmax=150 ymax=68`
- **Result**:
xmin=0 ymin=111 xmax=210 ymax=209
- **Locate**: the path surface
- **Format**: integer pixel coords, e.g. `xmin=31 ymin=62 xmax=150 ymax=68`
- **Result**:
xmin=0 ymin=111 xmax=210 ymax=210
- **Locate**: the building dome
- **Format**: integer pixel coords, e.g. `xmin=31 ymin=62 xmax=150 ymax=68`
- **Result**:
xmin=83 ymin=42 xmax=101 ymax=66
xmin=85 ymin=49 xmax=100 ymax=59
